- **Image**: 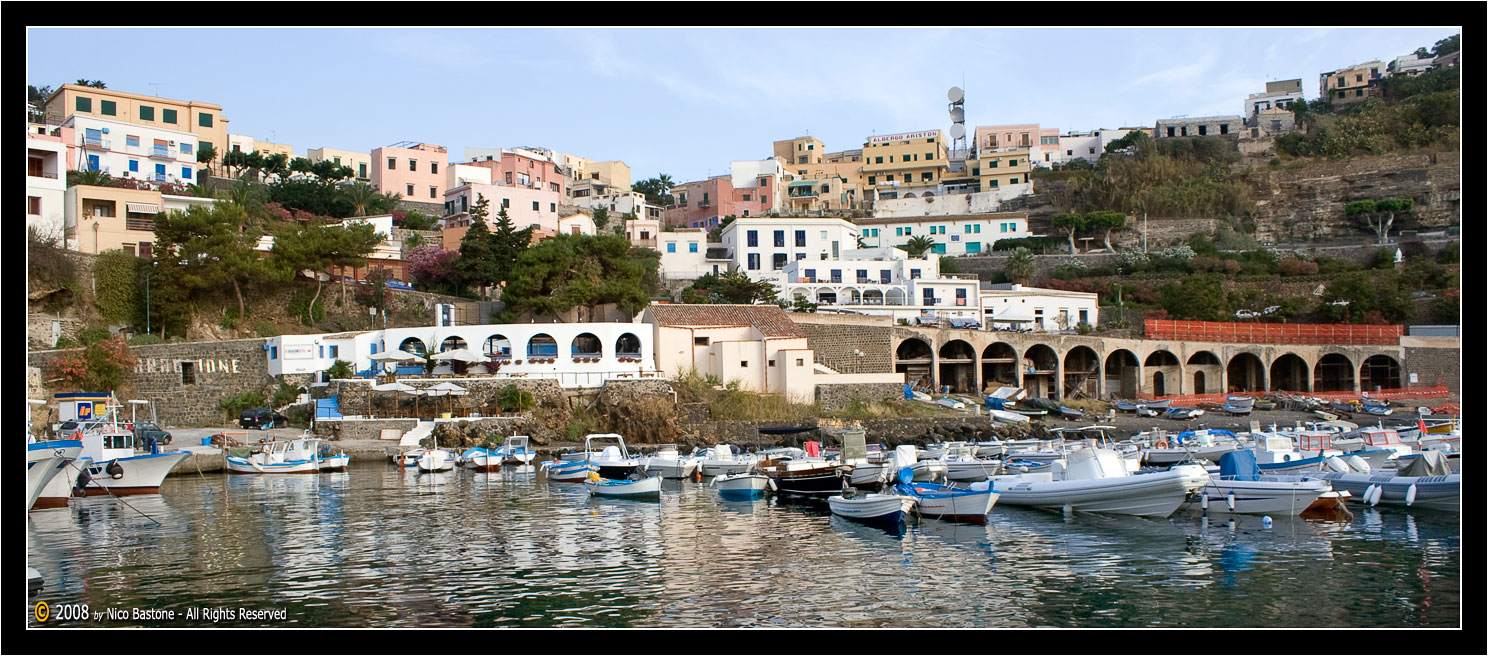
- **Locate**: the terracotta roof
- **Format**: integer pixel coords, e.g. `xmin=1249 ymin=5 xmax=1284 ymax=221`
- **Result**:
xmin=646 ymin=304 xmax=806 ymax=338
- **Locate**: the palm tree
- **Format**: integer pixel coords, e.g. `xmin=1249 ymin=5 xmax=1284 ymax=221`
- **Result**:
xmin=339 ymin=182 xmax=380 ymax=217
xmin=227 ymin=179 xmax=264 ymax=213
xmin=1004 ymin=247 xmax=1036 ymax=284
xmin=185 ymin=182 xmax=214 ymax=198
xmin=68 ymin=168 xmax=112 ymax=188
xmin=900 ymin=235 xmax=937 ymax=258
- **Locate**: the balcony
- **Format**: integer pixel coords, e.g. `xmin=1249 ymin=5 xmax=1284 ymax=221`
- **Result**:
xmin=150 ymin=147 xmax=177 ymax=160
xmin=125 ymin=217 xmax=156 ymax=232
xmin=83 ymin=137 xmax=111 ymax=149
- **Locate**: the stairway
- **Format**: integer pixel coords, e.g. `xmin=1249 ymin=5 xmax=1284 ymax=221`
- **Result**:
xmin=399 ymin=420 xmax=435 ymax=447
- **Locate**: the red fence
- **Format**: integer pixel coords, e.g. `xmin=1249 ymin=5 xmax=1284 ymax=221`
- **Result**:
xmin=1144 ymin=320 xmax=1403 ymax=345
xmin=1135 ymin=384 xmax=1450 ymax=405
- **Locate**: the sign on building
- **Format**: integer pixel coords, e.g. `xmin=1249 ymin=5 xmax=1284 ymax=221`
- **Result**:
xmin=284 ymin=345 xmax=315 ymax=360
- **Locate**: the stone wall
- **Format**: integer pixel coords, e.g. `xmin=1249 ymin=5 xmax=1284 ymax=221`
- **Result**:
xmin=392 ymin=228 xmax=443 ymax=249
xmin=310 ymin=416 xmax=529 ymax=442
xmin=1402 ymin=341 xmax=1460 ymax=397
xmin=327 ymin=377 xmax=565 ymax=417
xmin=394 ymin=199 xmax=446 ymax=216
xmin=28 ymin=336 xmax=275 ymax=428
xmin=675 ymin=416 xmax=1004 ymax=449
xmin=790 ymin=314 xmax=894 ymax=373
xmin=1244 ymin=151 xmax=1461 ymax=244
xmin=814 ymin=382 xmax=904 ymax=411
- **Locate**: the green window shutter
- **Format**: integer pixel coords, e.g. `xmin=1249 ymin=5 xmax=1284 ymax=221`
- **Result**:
xmin=100 ymin=100 xmax=116 ymax=116
xmin=76 ymin=96 xmax=92 ymax=112
xmin=139 ymin=105 xmax=154 ymax=121
xmin=199 ymin=113 xmax=213 ymax=127
xmin=162 ymin=108 xmax=177 ymax=123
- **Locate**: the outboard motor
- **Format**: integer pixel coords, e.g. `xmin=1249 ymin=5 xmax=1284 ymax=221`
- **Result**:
xmin=1345 ymin=455 xmax=1371 ymax=474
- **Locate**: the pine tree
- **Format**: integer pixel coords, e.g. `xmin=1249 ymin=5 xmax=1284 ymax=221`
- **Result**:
xmin=490 ymin=206 xmax=532 ymax=288
xmin=455 ymin=194 xmax=501 ymax=295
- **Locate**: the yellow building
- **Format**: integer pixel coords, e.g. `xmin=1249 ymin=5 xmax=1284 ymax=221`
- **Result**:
xmin=63 ymin=184 xmax=217 ymax=255
xmin=975 ymin=146 xmax=1033 ymax=193
xmin=44 ymin=84 xmax=228 ymax=172
xmin=860 ymin=130 xmax=948 ymax=199
xmin=308 ymin=147 xmax=373 ymax=182
xmin=254 ymin=140 xmax=295 ymax=159
xmin=774 ymin=136 xmax=826 ymax=165
xmin=1320 ymin=60 xmax=1386 ymax=107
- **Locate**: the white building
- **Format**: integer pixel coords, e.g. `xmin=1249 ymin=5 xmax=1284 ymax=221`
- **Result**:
xmin=872 ymin=191 xmax=1035 ymax=219
xmin=763 ymin=247 xmax=982 ymax=322
xmin=570 ymin=189 xmax=664 ymax=223
xmin=1244 ymin=79 xmax=1305 ymax=118
xmin=1054 ymin=128 xmax=1141 ymax=166
xmin=444 ymin=162 xmax=493 ymax=189
xmin=266 ymin=322 xmax=657 ymax=390
xmin=730 ymin=158 xmax=786 ymax=214
xmin=62 ymin=114 xmax=200 ymax=185
xmin=656 ymin=228 xmax=728 ymax=280
xmin=979 ymin=283 xmax=1099 ymax=332
xmin=856 ymin=214 xmax=1029 ymax=256
xmin=1390 ymin=53 xmax=1434 ymax=77
xmin=557 ymin=213 xmax=595 ymax=236
xmin=27 ymin=131 xmax=67 ymax=239
xmin=720 ymin=216 xmax=859 ymax=275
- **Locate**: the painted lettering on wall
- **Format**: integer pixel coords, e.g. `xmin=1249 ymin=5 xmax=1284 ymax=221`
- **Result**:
xmin=133 ymin=358 xmax=242 ymax=375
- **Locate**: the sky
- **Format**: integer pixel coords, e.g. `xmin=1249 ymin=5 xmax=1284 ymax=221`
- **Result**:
xmin=27 ymin=27 xmax=1460 ymax=184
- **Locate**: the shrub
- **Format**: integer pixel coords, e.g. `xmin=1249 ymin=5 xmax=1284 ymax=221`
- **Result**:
xmin=219 ymin=391 xmax=268 ymax=421
xmin=287 ymin=291 xmax=326 ymax=327
xmin=1076 ymin=322 xmax=1093 ymax=335
xmin=79 ymin=325 xmax=112 ymax=346
xmin=326 ymin=359 xmax=354 ymax=379
xmin=255 ymin=321 xmax=280 ymax=337
xmin=1116 ymin=250 xmax=1150 ymax=273
xmin=1371 ymin=247 xmax=1396 ymax=269
xmin=1188 ymin=255 xmax=1221 ymax=273
xmin=1187 ymin=232 xmax=1220 ymax=256
xmin=1436 ymin=241 xmax=1459 ymax=264
xmin=93 ymin=249 xmax=142 ymax=324
xmin=1314 ymin=256 xmax=1362 ymax=274
xmin=272 ymin=381 xmax=303 ymax=408
xmin=1162 ymin=245 xmax=1195 ymax=261
xmin=128 ymin=333 xmax=165 ymax=346
xmin=1430 ymin=294 xmax=1458 ymax=323
xmin=498 ymin=385 xmax=536 ymax=413
xmin=48 ymin=337 xmax=136 ymax=392
xmin=1051 ymin=259 xmax=1088 ymax=280
xmin=1277 ymin=258 xmax=1319 ymax=276
xmin=1221 ymin=259 xmax=1243 ymax=276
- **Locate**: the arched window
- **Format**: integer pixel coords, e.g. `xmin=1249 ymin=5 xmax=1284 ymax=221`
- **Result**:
xmin=571 ymin=332 xmax=602 ymax=357
xmin=527 ymin=333 xmax=558 ymax=358
xmin=398 ymin=337 xmax=426 ymax=357
xmin=483 ymin=335 xmax=511 ymax=359
xmin=615 ymin=333 xmax=642 ymax=358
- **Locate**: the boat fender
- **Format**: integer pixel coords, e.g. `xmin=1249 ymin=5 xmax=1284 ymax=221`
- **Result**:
xmin=1405 ymin=483 xmax=1417 ymax=507
xmin=897 ymin=467 xmax=914 ymax=485
xmin=1363 ymin=484 xmax=1375 ymax=505
xmin=767 ymin=478 xmax=777 ymax=492
xmin=1226 ymin=491 xmax=1236 ymax=511
xmin=74 ymin=468 xmax=93 ymax=494
xmin=106 ymin=460 xmax=125 ymax=480
xmin=1200 ymin=491 xmax=1209 ymax=510
xmin=1262 ymin=516 xmax=1273 ymax=529
xmin=1154 ymin=441 xmax=1168 ymax=449
xmin=1369 ymin=485 xmax=1383 ymax=506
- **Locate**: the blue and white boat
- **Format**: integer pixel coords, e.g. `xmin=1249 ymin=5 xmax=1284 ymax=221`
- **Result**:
xmin=459 ymin=447 xmax=503 ymax=472
xmin=711 ymin=472 xmax=774 ymax=500
xmin=891 ymin=467 xmax=999 ymax=524
xmin=74 ymin=427 xmax=189 ymax=494
xmin=541 ymin=459 xmax=599 ymax=482
xmin=1198 ymin=450 xmax=1340 ymax=516
xmin=580 ymin=433 xmax=662 ymax=499
xmin=227 ymin=438 xmax=324 ymax=474
xmin=318 ymin=442 xmax=350 ymax=471
xmin=501 ymin=436 xmax=536 ymax=465
xmin=827 ymin=489 xmax=916 ymax=526
xmin=28 ymin=439 xmax=83 ymax=510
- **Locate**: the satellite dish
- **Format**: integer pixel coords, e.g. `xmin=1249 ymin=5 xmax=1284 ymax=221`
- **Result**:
xmin=949 ymin=124 xmax=966 ymax=140
xmin=949 ymin=107 xmax=965 ymax=123
xmin=947 ymin=87 xmax=963 ymax=103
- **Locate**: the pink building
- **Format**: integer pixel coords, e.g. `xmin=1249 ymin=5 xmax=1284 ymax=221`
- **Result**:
xmin=442 ymin=182 xmax=562 ymax=237
xmin=663 ymin=172 xmax=780 ymax=229
xmin=371 ymin=142 xmax=448 ymax=202
xmin=465 ymin=149 xmax=565 ymax=199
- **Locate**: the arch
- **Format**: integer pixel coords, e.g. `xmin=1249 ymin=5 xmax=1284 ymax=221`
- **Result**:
xmin=1269 ymin=353 xmax=1310 ymax=392
xmin=816 ymin=289 xmax=838 ymax=305
xmin=922 ymin=192 xmax=935 ymax=198
xmin=904 ymin=193 xmax=917 ymax=199
xmin=982 ymin=342 xmax=1018 ymax=388
xmin=896 ymin=338 xmax=933 ymax=361
xmin=863 ymin=289 xmax=884 ymax=305
xmin=937 ymin=339 xmax=977 ymax=393
xmin=1360 ymin=354 xmax=1402 ymax=391
xmin=885 ymin=288 xmax=906 ymax=305
xmin=482 ymin=334 xmax=511 ymax=359
xmin=1313 ymin=353 xmax=1355 ymax=393
xmin=842 ymin=288 xmax=862 ymax=304
xmin=1227 ymin=352 xmax=1266 ymax=392
xmin=1193 ymin=370 xmax=1207 ymax=395
xmin=1153 ymin=371 xmax=1167 ymax=396
xmin=615 ymin=332 xmax=642 ymax=358
xmin=526 ymin=333 xmax=558 ymax=358
xmin=895 ymin=337 xmax=934 ymax=391
xmin=1022 ymin=344 xmax=1060 ymax=399
xmin=439 ymin=335 xmax=468 ymax=352
xmin=398 ymin=337 xmax=427 ymax=358
xmin=1143 ymin=349 xmax=1181 ymax=396
xmin=1063 ymin=345 xmax=1101 ymax=399
xmin=1144 ymin=350 xmax=1179 ymax=367
xmin=1104 ymin=349 xmax=1140 ymax=398
xmin=792 ymin=289 xmax=809 ymax=301
xmin=571 ymin=332 xmax=602 ymax=357
xmin=1186 ymin=350 xmax=1221 ymax=366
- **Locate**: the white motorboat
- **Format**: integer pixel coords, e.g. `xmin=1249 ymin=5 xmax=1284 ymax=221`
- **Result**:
xmin=36 ymin=455 xmax=92 ymax=509
xmin=583 ymin=471 xmax=662 ymax=500
xmin=940 ymin=442 xmax=1002 ymax=481
xmin=888 ymin=445 xmax=947 ymax=482
xmin=585 ymin=435 xmax=644 ymax=479
xmin=1142 ymin=429 xmax=1242 ymax=466
xmin=990 ymin=409 xmax=1030 ymax=425
xmin=640 ymin=444 xmax=698 ymax=479
xmin=700 ymin=444 xmax=753 ymax=477
xmin=891 ymin=467 xmax=999 ymax=524
xmin=1198 ymin=450 xmax=1339 ymax=516
xmin=74 ymin=428 xmax=189 ymax=495
xmin=541 ymin=459 xmax=599 ymax=482
xmin=1312 ymin=451 xmax=1459 ymax=511
xmin=459 ymin=447 xmax=503 ymax=472
xmin=318 ymin=443 xmax=350 ymax=471
xmin=28 ymin=439 xmax=83 ymax=510
xmin=416 ymin=448 xmax=455 ymax=472
xmin=226 ymin=438 xmax=325 ymax=474
xmin=827 ymin=489 xmax=916 ymax=526
xmin=502 ymin=436 xmax=536 ymax=465
xmin=990 ymin=448 xmax=1209 ymax=518
xmin=711 ymin=472 xmax=774 ymax=500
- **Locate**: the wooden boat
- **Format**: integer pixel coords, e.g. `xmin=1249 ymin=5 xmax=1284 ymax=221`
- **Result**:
xmin=583 ymin=471 xmax=662 ymax=500
xmin=712 ymin=472 xmax=774 ymax=500
xmin=757 ymin=457 xmax=850 ymax=496
xmin=827 ymin=488 xmax=916 ymax=526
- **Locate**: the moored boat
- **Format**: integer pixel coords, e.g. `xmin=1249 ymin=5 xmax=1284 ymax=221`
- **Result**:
xmin=541 ymin=459 xmax=599 ymax=482
xmin=1198 ymin=450 xmax=1338 ymax=516
xmin=990 ymin=448 xmax=1209 ymax=517
xmin=459 ymin=447 xmax=503 ymax=472
xmin=226 ymin=438 xmax=326 ymax=474
xmin=28 ymin=439 xmax=83 ymax=510
xmin=639 ymin=444 xmax=698 ymax=479
xmin=1312 ymin=451 xmax=1459 ymax=511
xmin=501 ymin=436 xmax=536 ymax=465
xmin=827 ymin=489 xmax=916 ymax=526
xmin=757 ymin=457 xmax=851 ymax=497
xmin=583 ymin=471 xmax=662 ymax=500
xmin=74 ymin=428 xmax=190 ymax=494
xmin=891 ymin=467 xmax=999 ymax=524
xmin=712 ymin=472 xmax=774 ymax=500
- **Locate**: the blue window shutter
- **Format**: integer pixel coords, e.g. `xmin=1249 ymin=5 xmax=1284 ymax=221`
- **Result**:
xmin=155 ymin=163 xmax=166 ymax=175
xmin=182 ymin=167 xmax=192 ymax=179
xmin=129 ymin=160 xmax=138 ymax=172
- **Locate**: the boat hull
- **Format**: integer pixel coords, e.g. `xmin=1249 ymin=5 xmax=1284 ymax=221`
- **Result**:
xmin=1198 ymin=477 xmax=1332 ymax=515
xmin=585 ymin=476 xmax=662 ymax=499
xmin=763 ymin=469 xmax=846 ymax=496
xmin=828 ymin=494 xmax=915 ymax=525
xmin=319 ymin=454 xmax=349 ymax=471
xmin=641 ymin=458 xmax=697 ymax=479
xmin=80 ymin=451 xmax=189 ymax=494
xmin=1312 ymin=471 xmax=1460 ymax=511
xmin=991 ymin=468 xmax=1204 ymax=518
xmin=945 ymin=460 xmax=1002 ymax=481
xmin=702 ymin=460 xmax=753 ymax=477
xmin=899 ymin=484 xmax=998 ymax=524
xmin=543 ymin=461 xmax=599 ymax=482
xmin=28 ymin=441 xmax=83 ymax=510
xmin=226 ymin=456 xmax=320 ymax=474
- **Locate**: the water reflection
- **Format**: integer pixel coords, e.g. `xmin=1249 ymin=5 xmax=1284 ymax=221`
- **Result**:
xmin=26 ymin=464 xmax=1459 ymax=628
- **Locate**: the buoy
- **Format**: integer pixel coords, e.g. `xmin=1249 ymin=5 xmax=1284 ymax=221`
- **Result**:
xmin=1200 ymin=491 xmax=1210 ymax=510
xmin=1262 ymin=516 xmax=1273 ymax=528
xmin=1226 ymin=491 xmax=1236 ymax=511
xmin=1405 ymin=483 xmax=1417 ymax=507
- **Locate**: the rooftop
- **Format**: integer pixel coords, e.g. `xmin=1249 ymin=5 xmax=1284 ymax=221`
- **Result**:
xmin=853 ymin=212 xmax=1027 ymax=226
xmin=646 ymin=304 xmax=806 ymax=338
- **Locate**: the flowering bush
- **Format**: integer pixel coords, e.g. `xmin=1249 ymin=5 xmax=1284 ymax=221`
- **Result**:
xmin=48 ymin=337 xmax=136 ymax=392
xmin=1162 ymin=245 xmax=1195 ymax=261
xmin=1116 ymin=250 xmax=1150 ymax=273
xmin=407 ymin=245 xmax=459 ymax=289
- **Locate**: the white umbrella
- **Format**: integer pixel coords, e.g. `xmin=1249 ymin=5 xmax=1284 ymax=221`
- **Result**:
xmin=431 ymin=348 xmax=489 ymax=363
xmin=370 ymin=349 xmax=427 ymax=363
xmin=427 ymin=382 xmax=468 ymax=416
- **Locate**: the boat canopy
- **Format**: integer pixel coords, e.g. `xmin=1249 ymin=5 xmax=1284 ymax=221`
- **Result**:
xmin=1399 ymin=451 xmax=1451 ymax=477
xmin=1217 ymin=450 xmax=1261 ymax=482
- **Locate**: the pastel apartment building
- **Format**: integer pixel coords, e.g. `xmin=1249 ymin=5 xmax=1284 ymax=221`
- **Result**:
xmin=764 ymin=247 xmax=982 ymax=322
xmin=61 ymin=115 xmax=200 ymax=185
xmin=462 ymin=147 xmax=566 ymax=197
xmin=980 ymin=283 xmax=1100 ymax=332
xmin=665 ymin=164 xmax=782 ymax=229
xmin=43 ymin=84 xmax=228 ymax=172
xmin=371 ymin=142 xmax=448 ymax=202
xmin=656 ymin=228 xmax=726 ymax=280
xmin=28 ymin=129 xmax=68 ymax=239
xmin=773 ymin=136 xmax=867 ymax=210
xmin=856 ymin=213 xmax=1030 ymax=256
xmin=860 ymin=129 xmax=949 ymax=201
xmin=64 ymin=185 xmax=217 ymax=255
xmin=308 ymin=147 xmax=373 ymax=182
xmin=440 ymin=182 xmax=561 ymax=245
xmin=1319 ymin=60 xmax=1386 ymax=107
xmin=624 ymin=217 xmax=661 ymax=249
xmin=972 ymin=125 xmax=1036 ymax=197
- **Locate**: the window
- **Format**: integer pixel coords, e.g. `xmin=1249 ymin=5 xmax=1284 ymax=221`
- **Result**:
xmin=125 ymin=135 xmax=140 ymax=147
xmin=748 ymin=253 xmax=760 ymax=270
xmin=689 ymin=242 xmax=698 ymax=253
xmin=966 ymin=241 xmax=980 ymax=253
xmin=1166 ymin=127 xmax=1176 ymax=137
xmin=139 ymin=105 xmax=154 ymax=121
xmin=1220 ymin=123 xmax=1230 ymax=134
xmin=768 ymin=360 xmax=776 ymax=367
xmin=431 ymin=161 xmax=438 ymax=174
xmin=880 ymin=270 xmax=891 ymax=283
xmin=1079 ymin=309 xmax=1089 ymax=324
xmin=502 ymin=198 xmax=509 ymax=208
xmin=922 ymin=172 xmax=933 ymax=181
xmin=694 ymin=337 xmax=709 ymax=346
xmin=182 ymin=167 xmax=192 ymax=179
xmin=868 ymin=176 xmax=876 ymax=185
xmin=903 ymin=174 xmax=911 ymax=183
xmin=199 ymin=113 xmax=212 ymax=127
xmin=179 ymin=142 xmax=192 ymax=154
xmin=804 ymin=268 xmax=816 ymax=281
xmin=1000 ymin=223 xmax=1008 ymax=233
xmin=740 ymin=361 xmax=749 ymax=368
xmin=359 ymin=163 xmax=367 ymax=178
xmin=904 ymin=227 xmax=912 ymax=235
xmin=270 ymin=346 xmax=278 ymax=360
xmin=973 ymin=224 xmax=980 ymax=233
xmin=1338 ymin=91 xmax=1347 ymax=99
xmin=964 ymin=225 xmax=972 ymax=233
xmin=406 ymin=184 xmax=414 ymax=196
xmin=875 ymin=156 xmax=883 ymax=164
xmin=923 ymin=289 xmax=936 ymax=306
xmin=667 ymin=242 xmax=676 ymax=253
xmin=431 ymin=186 xmax=438 ymax=199
xmin=856 ymin=269 xmax=868 ymax=282
xmin=1088 ymin=147 xmax=1095 ymax=155
xmin=795 ymin=230 xmax=806 ymax=247
xmin=155 ymin=163 xmax=166 ymax=177
xmin=1009 ymin=159 xmax=1018 ymax=166
xmin=830 ymin=269 xmax=842 ymax=283
xmin=100 ymin=100 xmax=116 ymax=116
xmin=1198 ymin=125 xmax=1208 ymax=136
xmin=925 ymin=152 xmax=933 ymax=160
xmin=409 ymin=159 xmax=417 ymax=172
xmin=1355 ymin=90 xmax=1363 ymax=97
xmin=795 ymin=252 xmax=805 ymax=260
xmin=1010 ymin=177 xmax=1019 ymax=185
xmin=28 ymin=196 xmax=41 ymax=215
xmin=742 ymin=193 xmax=751 ymax=201
xmin=747 ymin=230 xmax=758 ymax=247
xmin=796 ymin=358 xmax=804 ymax=367
xmin=910 ymin=269 xmax=921 ymax=279
xmin=1355 ymin=74 xmax=1363 ymax=82
xmin=932 ymin=243 xmax=946 ymax=254
xmin=990 ymin=160 xmax=999 ymax=168
xmin=162 ymin=108 xmax=177 ymax=124
xmin=774 ymin=230 xmax=785 ymax=247
xmin=180 ymin=361 xmax=196 ymax=385
xmin=128 ymin=160 xmax=139 ymax=172
xmin=549 ymin=202 xmax=555 ymax=212
xmin=1066 ymin=150 xmax=1073 ymax=156
xmin=76 ymin=96 xmax=91 ymax=112
xmin=532 ymin=201 xmax=539 ymax=211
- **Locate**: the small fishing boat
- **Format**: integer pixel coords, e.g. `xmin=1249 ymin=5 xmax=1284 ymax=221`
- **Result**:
xmin=989 ymin=409 xmax=1030 ymax=425
xmin=28 ymin=439 xmax=83 ymax=510
xmin=941 ymin=442 xmax=1003 ymax=482
xmin=1058 ymin=406 xmax=1084 ymax=420
xmin=73 ymin=428 xmax=190 ymax=494
xmin=891 ymin=467 xmax=999 ymax=524
xmin=700 ymin=444 xmax=753 ymax=477
xmin=415 ymin=448 xmax=455 ymax=472
xmin=1312 ymin=451 xmax=1459 ymax=511
xmin=580 ymin=434 xmax=662 ymax=500
xmin=711 ymin=472 xmax=774 ymax=500
xmin=990 ymin=448 xmax=1209 ymax=518
xmin=827 ymin=488 xmax=916 ymax=526
xmin=1142 ymin=398 xmax=1173 ymax=411
xmin=318 ymin=442 xmax=349 ymax=471
xmin=1222 ymin=397 xmax=1255 ymax=416
xmin=585 ymin=434 xmax=644 ymax=479
xmin=639 ymin=444 xmax=698 ymax=479
xmin=1197 ymin=450 xmax=1339 ymax=516
xmin=1113 ymin=401 xmax=1143 ymax=413
xmin=501 ymin=436 xmax=536 ymax=465
xmin=459 ymin=447 xmax=503 ymax=472
xmin=1141 ymin=429 xmax=1241 ymax=466
xmin=541 ymin=459 xmax=599 ymax=482
xmin=1166 ymin=407 xmax=1204 ymax=420
xmin=227 ymin=438 xmax=325 ymax=474
xmin=1252 ymin=399 xmax=1278 ymax=412
xmin=757 ymin=456 xmax=851 ymax=497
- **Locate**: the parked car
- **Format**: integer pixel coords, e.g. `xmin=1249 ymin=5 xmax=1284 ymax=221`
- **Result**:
xmin=131 ymin=421 xmax=172 ymax=445
xmin=385 ymin=278 xmax=413 ymax=290
xmin=239 ymin=407 xmax=289 ymax=430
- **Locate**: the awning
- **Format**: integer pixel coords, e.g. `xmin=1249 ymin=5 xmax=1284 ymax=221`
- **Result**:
xmin=991 ymin=307 xmax=1036 ymax=322
xmin=788 ymin=180 xmax=817 ymax=188
xmin=126 ymin=203 xmax=159 ymax=214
